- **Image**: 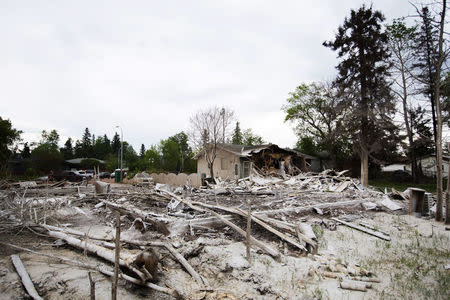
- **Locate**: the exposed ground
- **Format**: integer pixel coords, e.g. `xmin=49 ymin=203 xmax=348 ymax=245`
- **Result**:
xmin=0 ymin=172 xmax=448 ymax=299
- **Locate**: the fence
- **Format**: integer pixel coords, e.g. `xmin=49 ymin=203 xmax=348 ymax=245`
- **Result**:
xmin=149 ymin=172 xmax=202 ymax=187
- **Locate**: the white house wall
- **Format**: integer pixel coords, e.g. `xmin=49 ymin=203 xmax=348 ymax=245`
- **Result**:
xmin=404 ymin=157 xmax=449 ymax=178
xmin=197 ymin=148 xmax=241 ymax=179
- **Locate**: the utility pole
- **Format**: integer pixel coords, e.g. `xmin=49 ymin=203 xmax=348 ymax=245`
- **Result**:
xmin=221 ymin=107 xmax=225 ymax=143
xmin=116 ymin=126 xmax=123 ymax=182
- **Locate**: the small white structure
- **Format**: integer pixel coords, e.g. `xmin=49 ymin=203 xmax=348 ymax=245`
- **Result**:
xmin=381 ymin=164 xmax=406 ymax=172
xmin=404 ymin=155 xmax=449 ymax=178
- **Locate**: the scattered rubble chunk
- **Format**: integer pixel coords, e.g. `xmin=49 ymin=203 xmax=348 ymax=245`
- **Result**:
xmin=417 ymin=223 xmax=433 ymax=238
xmin=380 ymin=197 xmax=402 ymax=211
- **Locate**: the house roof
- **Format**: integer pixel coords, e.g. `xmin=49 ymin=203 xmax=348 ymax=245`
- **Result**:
xmin=194 ymin=143 xmax=304 ymax=159
xmin=66 ymin=158 xmax=105 ymax=164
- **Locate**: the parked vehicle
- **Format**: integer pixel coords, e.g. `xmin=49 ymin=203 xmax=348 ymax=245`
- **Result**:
xmin=75 ymin=170 xmax=92 ymax=179
xmin=99 ymin=172 xmax=111 ymax=179
xmin=110 ymin=169 xmax=127 ymax=179
xmin=52 ymin=171 xmax=84 ymax=182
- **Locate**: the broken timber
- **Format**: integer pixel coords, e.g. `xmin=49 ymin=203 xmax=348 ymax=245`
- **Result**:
xmin=191 ymin=200 xmax=307 ymax=252
xmin=331 ymin=218 xmax=391 ymax=241
xmin=39 ymin=224 xmax=204 ymax=286
xmin=44 ymin=228 xmax=150 ymax=282
xmin=101 ymin=199 xmax=170 ymax=235
xmin=10 ymin=255 xmax=43 ymax=300
xmin=4 ymin=243 xmax=180 ymax=298
xmin=255 ymin=199 xmax=368 ymax=216
xmin=162 ymin=191 xmax=281 ymax=260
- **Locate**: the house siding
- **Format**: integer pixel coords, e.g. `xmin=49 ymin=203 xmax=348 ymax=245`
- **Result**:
xmin=197 ymin=148 xmax=241 ymax=179
xmin=404 ymin=156 xmax=449 ymax=178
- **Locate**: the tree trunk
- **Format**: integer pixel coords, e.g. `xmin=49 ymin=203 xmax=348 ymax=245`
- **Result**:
xmin=433 ymin=0 xmax=446 ymax=222
xmin=112 ymin=210 xmax=120 ymax=300
xmin=445 ymin=147 xmax=450 ymax=224
xmin=209 ymin=161 xmax=214 ymax=181
xmin=401 ymin=55 xmax=417 ymax=183
xmin=360 ymin=146 xmax=369 ymax=187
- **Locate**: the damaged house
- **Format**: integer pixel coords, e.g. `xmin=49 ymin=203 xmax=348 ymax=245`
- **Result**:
xmin=195 ymin=143 xmax=307 ymax=179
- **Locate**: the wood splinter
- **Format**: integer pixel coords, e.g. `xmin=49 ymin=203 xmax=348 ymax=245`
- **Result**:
xmin=10 ymin=254 xmax=43 ymax=300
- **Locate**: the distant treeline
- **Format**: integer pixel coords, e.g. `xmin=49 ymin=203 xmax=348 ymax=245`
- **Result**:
xmin=1 ymin=124 xmax=197 ymax=177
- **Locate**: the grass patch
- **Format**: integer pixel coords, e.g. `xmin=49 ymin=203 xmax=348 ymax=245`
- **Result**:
xmin=369 ymin=179 xmax=446 ymax=193
xmin=368 ymin=226 xmax=450 ymax=300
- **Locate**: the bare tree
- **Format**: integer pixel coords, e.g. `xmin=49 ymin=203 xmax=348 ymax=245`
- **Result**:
xmin=189 ymin=106 xmax=234 ymax=180
xmin=413 ymin=0 xmax=449 ymax=221
xmin=387 ymin=20 xmax=420 ymax=182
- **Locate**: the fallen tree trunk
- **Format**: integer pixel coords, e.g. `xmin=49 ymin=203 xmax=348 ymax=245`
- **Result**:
xmin=331 ymin=218 xmax=391 ymax=241
xmin=45 ymin=229 xmax=149 ymax=282
xmin=10 ymin=255 xmax=43 ymax=300
xmin=3 ymin=243 xmax=180 ymax=298
xmin=36 ymin=225 xmax=204 ymax=286
xmin=340 ymin=280 xmax=368 ymax=292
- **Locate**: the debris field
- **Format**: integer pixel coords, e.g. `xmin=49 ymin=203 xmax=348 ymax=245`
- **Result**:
xmin=0 ymin=170 xmax=449 ymax=299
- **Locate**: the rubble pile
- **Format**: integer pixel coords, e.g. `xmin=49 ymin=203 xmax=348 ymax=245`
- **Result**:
xmin=0 ymin=170 xmax=429 ymax=299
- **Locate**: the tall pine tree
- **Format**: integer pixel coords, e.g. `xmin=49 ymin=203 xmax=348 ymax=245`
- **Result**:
xmin=324 ymin=5 xmax=397 ymax=186
xmin=139 ymin=144 xmax=146 ymax=158
xmin=231 ymin=122 xmax=243 ymax=145
xmin=111 ymin=132 xmax=121 ymax=154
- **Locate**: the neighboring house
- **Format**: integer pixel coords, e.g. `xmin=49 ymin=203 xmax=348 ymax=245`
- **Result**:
xmin=404 ymin=155 xmax=449 ymax=178
xmin=64 ymin=158 xmax=105 ymax=170
xmin=302 ymin=154 xmax=327 ymax=172
xmin=195 ymin=143 xmax=307 ymax=179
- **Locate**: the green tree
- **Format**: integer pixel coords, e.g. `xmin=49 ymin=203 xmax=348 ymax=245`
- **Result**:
xmin=144 ymin=145 xmax=161 ymax=171
xmin=283 ymin=82 xmax=349 ymax=165
xmin=139 ymin=144 xmax=146 ymax=158
xmin=40 ymin=130 xmax=59 ymax=146
xmin=122 ymin=142 xmax=139 ymax=171
xmin=160 ymin=138 xmax=181 ymax=172
xmin=231 ymin=122 xmax=243 ymax=145
xmin=93 ymin=135 xmax=112 ymax=159
xmin=323 ymin=5 xmax=397 ymax=186
xmin=295 ymin=137 xmax=317 ymax=156
xmin=74 ymin=140 xmax=83 ymax=158
xmin=81 ymin=127 xmax=92 ymax=157
xmin=105 ymin=153 xmax=118 ymax=172
xmin=60 ymin=138 xmax=74 ymax=160
xmin=31 ymin=130 xmax=63 ymax=174
xmin=242 ymin=129 xmax=264 ymax=146
xmin=409 ymin=106 xmax=434 ymax=158
xmin=0 ymin=117 xmax=22 ymax=172
xmin=111 ymin=132 xmax=121 ymax=154
xmin=21 ymin=142 xmax=31 ymax=159
xmin=169 ymin=132 xmax=193 ymax=172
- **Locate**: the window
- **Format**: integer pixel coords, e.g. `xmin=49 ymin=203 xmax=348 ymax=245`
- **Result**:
xmin=221 ymin=158 xmax=228 ymax=170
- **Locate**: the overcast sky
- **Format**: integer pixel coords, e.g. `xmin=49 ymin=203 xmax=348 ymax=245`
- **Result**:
xmin=0 ymin=0 xmax=418 ymax=151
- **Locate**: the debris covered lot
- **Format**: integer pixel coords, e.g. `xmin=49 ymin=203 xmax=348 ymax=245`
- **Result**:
xmin=0 ymin=171 xmax=449 ymax=299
